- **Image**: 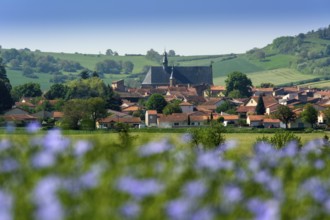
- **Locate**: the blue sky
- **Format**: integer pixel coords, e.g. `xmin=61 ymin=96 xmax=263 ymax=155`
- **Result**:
xmin=1 ymin=0 xmax=330 ymax=55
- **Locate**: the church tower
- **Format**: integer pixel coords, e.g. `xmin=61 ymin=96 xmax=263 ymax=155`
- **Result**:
xmin=169 ymin=66 xmax=175 ymax=87
xmin=162 ymin=51 xmax=168 ymax=71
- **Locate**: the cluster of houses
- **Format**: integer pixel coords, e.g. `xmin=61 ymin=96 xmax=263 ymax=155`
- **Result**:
xmin=2 ymin=82 xmax=330 ymax=130
xmin=2 ymin=52 xmax=330 ymax=130
xmin=96 ymin=81 xmax=330 ymax=129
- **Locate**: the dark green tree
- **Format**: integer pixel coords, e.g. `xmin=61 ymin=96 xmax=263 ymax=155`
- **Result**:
xmin=216 ymin=100 xmax=235 ymax=114
xmin=146 ymin=93 xmax=167 ymax=113
xmin=87 ymin=97 xmax=107 ymax=130
xmin=62 ymin=99 xmax=89 ymax=130
xmin=0 ymin=58 xmax=12 ymax=91
xmin=122 ymin=61 xmax=134 ymax=74
xmin=11 ymin=82 xmax=42 ymax=101
xmin=301 ymin=103 xmax=318 ymax=128
xmin=260 ymin=83 xmax=275 ymax=88
xmin=274 ymin=105 xmax=296 ymax=129
xmin=225 ymin=72 xmax=253 ymax=98
xmin=255 ymin=95 xmax=266 ymax=115
xmin=163 ymin=101 xmax=182 ymax=115
xmin=44 ymin=84 xmax=69 ymax=100
xmin=0 ymin=80 xmax=13 ymax=113
xmin=105 ymin=85 xmax=122 ymax=111
xmin=80 ymin=70 xmax=90 ymax=79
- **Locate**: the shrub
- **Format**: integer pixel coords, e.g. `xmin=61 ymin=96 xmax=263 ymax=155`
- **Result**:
xmin=189 ymin=122 xmax=226 ymax=148
xmin=256 ymin=130 xmax=302 ymax=149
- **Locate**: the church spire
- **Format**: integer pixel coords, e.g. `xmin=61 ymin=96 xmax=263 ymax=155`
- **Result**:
xmin=162 ymin=51 xmax=168 ymax=70
xmin=170 ymin=65 xmax=175 ymax=87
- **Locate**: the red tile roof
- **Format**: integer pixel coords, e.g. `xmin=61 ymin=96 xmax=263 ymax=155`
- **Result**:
xmin=146 ymin=110 xmax=158 ymax=115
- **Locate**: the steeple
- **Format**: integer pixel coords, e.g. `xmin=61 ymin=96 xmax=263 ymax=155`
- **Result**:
xmin=170 ymin=66 xmax=175 ymax=87
xmin=162 ymin=51 xmax=168 ymax=70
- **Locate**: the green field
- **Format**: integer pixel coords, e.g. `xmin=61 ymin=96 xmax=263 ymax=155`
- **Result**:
xmin=299 ymin=79 xmax=330 ymax=89
xmin=37 ymin=52 xmax=159 ymax=74
xmin=213 ymin=68 xmax=317 ymax=86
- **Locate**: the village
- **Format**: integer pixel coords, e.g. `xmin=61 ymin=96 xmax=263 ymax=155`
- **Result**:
xmin=1 ymin=51 xmax=330 ymax=131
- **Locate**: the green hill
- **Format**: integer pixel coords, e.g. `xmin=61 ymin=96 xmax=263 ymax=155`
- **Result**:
xmin=1 ymin=24 xmax=330 ymax=91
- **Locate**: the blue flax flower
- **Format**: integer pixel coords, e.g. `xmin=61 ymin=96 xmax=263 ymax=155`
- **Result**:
xmin=117 ymin=176 xmax=164 ymax=199
xmin=0 ymin=189 xmax=13 ymax=220
xmin=138 ymin=139 xmax=172 ymax=157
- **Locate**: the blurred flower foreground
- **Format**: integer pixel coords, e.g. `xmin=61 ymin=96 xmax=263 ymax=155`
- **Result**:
xmin=1 ymin=124 xmax=330 ymax=220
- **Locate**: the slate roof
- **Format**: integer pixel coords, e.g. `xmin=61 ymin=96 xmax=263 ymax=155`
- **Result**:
xmin=142 ymin=66 xmax=213 ymax=87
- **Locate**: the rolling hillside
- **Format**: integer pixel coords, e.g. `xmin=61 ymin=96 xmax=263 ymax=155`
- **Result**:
xmin=1 ymin=24 xmax=330 ymax=91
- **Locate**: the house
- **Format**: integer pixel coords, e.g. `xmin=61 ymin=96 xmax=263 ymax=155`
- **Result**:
xmin=207 ymin=85 xmax=226 ymax=97
xmin=279 ymin=118 xmax=307 ymax=129
xmin=4 ymin=108 xmax=30 ymax=116
xmin=197 ymin=98 xmax=225 ymax=112
xmin=246 ymin=115 xmax=265 ymax=127
xmin=263 ymin=118 xmax=281 ymax=128
xmin=236 ymin=106 xmax=256 ymax=118
xmin=52 ymin=111 xmax=64 ymax=121
xmin=179 ymin=102 xmax=194 ymax=113
xmin=158 ymin=113 xmax=189 ymax=128
xmin=97 ymin=116 xmax=141 ymax=129
xmin=222 ymin=115 xmax=240 ymax=126
xmin=3 ymin=114 xmax=37 ymax=125
xmin=111 ymin=79 xmax=126 ymax=92
xmin=145 ymin=110 xmax=158 ymax=127
xmin=253 ymin=87 xmax=275 ymax=96
xmin=141 ymin=51 xmax=213 ymax=88
xmin=189 ymin=114 xmax=208 ymax=126
xmin=33 ymin=110 xmax=52 ymax=120
xmin=121 ymin=105 xmax=141 ymax=114
xmin=245 ymin=96 xmax=278 ymax=109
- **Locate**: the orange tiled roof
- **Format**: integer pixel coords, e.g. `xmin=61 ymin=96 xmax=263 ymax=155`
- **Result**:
xmin=248 ymin=115 xmax=265 ymax=121
xmin=52 ymin=111 xmax=64 ymax=118
xmin=146 ymin=110 xmax=157 ymax=115
xmin=222 ymin=115 xmax=239 ymax=121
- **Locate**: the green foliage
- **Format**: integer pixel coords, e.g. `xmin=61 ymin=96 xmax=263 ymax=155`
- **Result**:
xmin=95 ymin=59 xmax=122 ymax=74
xmin=146 ymin=49 xmax=161 ymax=63
xmin=163 ymin=100 xmax=182 ymax=115
xmin=301 ymin=103 xmax=318 ymax=128
xmin=189 ymin=122 xmax=226 ymax=148
xmin=146 ymin=93 xmax=167 ymax=113
xmin=11 ymin=82 xmax=42 ymax=101
xmin=225 ymin=71 xmax=253 ymax=98
xmin=66 ymin=77 xmax=108 ymax=100
xmin=122 ymin=61 xmax=134 ymax=74
xmin=256 ymin=130 xmax=302 ymax=149
xmin=216 ymin=100 xmax=236 ymax=114
xmin=260 ymin=82 xmax=275 ymax=88
xmin=62 ymin=97 xmax=107 ymax=130
xmin=105 ymin=85 xmax=122 ymax=111
xmin=0 ymin=79 xmax=13 ymax=113
xmin=274 ymin=105 xmax=296 ymax=129
xmin=44 ymin=84 xmax=69 ymax=100
xmin=255 ymin=95 xmax=266 ymax=115
xmin=115 ymin=122 xmax=134 ymax=147
xmin=322 ymin=107 xmax=330 ymax=126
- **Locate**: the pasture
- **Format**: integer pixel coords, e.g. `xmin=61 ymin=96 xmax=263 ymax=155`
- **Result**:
xmin=213 ymin=68 xmax=317 ymax=86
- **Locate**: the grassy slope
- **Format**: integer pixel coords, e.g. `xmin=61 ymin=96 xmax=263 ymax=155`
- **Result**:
xmin=6 ymin=28 xmax=329 ymax=90
xmin=38 ymin=52 xmax=159 ymax=74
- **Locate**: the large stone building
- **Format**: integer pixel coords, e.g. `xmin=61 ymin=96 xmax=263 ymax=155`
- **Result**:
xmin=141 ymin=51 xmax=213 ymax=88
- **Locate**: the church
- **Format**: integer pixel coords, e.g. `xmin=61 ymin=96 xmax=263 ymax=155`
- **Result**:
xmin=141 ymin=51 xmax=213 ymax=88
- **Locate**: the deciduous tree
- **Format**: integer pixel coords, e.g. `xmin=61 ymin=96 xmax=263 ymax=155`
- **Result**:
xmin=225 ymin=72 xmax=252 ymax=98
xmin=274 ymin=105 xmax=296 ymax=129
xmin=146 ymin=93 xmax=167 ymax=113
xmin=301 ymin=103 xmax=318 ymax=128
